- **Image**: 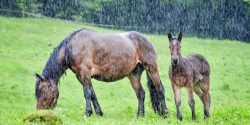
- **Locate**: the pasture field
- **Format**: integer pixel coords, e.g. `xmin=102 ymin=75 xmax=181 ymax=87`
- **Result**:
xmin=0 ymin=16 xmax=249 ymax=125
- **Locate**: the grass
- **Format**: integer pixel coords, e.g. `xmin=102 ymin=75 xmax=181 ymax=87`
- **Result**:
xmin=23 ymin=110 xmax=62 ymax=124
xmin=0 ymin=16 xmax=249 ymax=124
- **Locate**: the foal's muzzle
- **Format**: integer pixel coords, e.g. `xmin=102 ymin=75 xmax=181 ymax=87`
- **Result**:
xmin=172 ymin=58 xmax=178 ymax=65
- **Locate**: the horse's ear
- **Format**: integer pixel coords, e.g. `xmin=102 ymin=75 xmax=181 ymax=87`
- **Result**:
xmin=35 ymin=73 xmax=44 ymax=81
xmin=178 ymin=32 xmax=182 ymax=42
xmin=168 ymin=33 xmax=172 ymax=42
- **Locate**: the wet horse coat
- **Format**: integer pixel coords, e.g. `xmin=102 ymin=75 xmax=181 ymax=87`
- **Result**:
xmin=35 ymin=29 xmax=168 ymax=117
xmin=168 ymin=33 xmax=211 ymax=121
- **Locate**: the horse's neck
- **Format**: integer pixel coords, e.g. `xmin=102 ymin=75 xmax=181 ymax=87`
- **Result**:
xmin=42 ymin=60 xmax=68 ymax=84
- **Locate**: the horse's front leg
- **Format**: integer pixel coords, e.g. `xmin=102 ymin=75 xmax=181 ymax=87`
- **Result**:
xmin=90 ymin=84 xmax=103 ymax=116
xmin=78 ymin=75 xmax=103 ymax=116
xmin=81 ymin=78 xmax=93 ymax=116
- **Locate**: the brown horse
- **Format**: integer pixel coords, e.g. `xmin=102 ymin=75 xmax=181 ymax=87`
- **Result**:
xmin=167 ymin=32 xmax=211 ymax=121
xmin=35 ymin=29 xmax=168 ymax=117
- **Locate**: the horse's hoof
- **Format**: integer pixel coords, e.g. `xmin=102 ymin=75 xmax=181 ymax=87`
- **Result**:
xmin=96 ymin=111 xmax=103 ymax=116
xmin=177 ymin=116 xmax=183 ymax=121
xmin=192 ymin=116 xmax=196 ymax=121
xmin=137 ymin=111 xmax=144 ymax=117
xmin=162 ymin=111 xmax=169 ymax=118
xmin=84 ymin=112 xmax=92 ymax=117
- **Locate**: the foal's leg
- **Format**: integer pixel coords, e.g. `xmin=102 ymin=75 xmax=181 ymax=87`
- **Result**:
xmin=128 ymin=74 xmax=145 ymax=116
xmin=145 ymin=63 xmax=168 ymax=117
xmin=172 ymin=84 xmax=182 ymax=121
xmin=200 ymin=76 xmax=211 ymax=119
xmin=194 ymin=77 xmax=211 ymax=119
xmin=186 ymin=84 xmax=196 ymax=120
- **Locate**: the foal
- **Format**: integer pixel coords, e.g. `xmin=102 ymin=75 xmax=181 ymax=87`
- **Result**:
xmin=168 ymin=32 xmax=211 ymax=121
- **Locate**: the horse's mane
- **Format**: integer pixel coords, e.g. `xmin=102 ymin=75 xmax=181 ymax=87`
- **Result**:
xmin=36 ymin=29 xmax=84 ymax=99
xmin=42 ymin=29 xmax=83 ymax=82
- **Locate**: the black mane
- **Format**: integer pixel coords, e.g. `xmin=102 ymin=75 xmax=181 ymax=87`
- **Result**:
xmin=35 ymin=29 xmax=83 ymax=98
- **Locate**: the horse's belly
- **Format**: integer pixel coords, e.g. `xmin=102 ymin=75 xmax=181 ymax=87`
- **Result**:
xmin=91 ymin=56 xmax=137 ymax=82
xmin=92 ymin=74 xmax=127 ymax=82
xmin=91 ymin=64 xmax=133 ymax=82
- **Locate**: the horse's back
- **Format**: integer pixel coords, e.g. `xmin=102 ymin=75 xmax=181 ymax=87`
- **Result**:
xmin=68 ymin=29 xmax=156 ymax=82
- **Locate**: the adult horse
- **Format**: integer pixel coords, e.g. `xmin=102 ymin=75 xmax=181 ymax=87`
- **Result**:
xmin=35 ymin=29 xmax=168 ymax=117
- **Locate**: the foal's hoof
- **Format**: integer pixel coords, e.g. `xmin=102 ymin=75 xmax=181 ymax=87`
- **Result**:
xmin=204 ymin=115 xmax=209 ymax=120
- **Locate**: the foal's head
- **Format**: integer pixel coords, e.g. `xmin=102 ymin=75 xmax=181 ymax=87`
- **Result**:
xmin=35 ymin=73 xmax=59 ymax=109
xmin=168 ymin=32 xmax=182 ymax=65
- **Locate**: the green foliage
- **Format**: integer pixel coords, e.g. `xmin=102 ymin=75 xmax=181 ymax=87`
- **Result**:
xmin=1 ymin=0 xmax=250 ymax=42
xmin=0 ymin=16 xmax=250 ymax=124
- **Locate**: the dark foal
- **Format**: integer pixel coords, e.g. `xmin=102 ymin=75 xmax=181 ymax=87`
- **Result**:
xmin=34 ymin=29 xmax=168 ymax=117
xmin=168 ymin=32 xmax=211 ymax=121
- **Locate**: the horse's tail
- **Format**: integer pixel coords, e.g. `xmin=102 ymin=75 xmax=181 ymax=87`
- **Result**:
xmin=146 ymin=73 xmax=160 ymax=113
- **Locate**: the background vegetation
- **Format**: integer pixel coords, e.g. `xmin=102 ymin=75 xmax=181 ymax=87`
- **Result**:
xmin=0 ymin=16 xmax=249 ymax=124
xmin=0 ymin=0 xmax=250 ymax=42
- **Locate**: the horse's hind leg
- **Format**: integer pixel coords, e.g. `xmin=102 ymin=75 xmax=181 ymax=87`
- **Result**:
xmin=128 ymin=63 xmax=145 ymax=116
xmin=144 ymin=62 xmax=168 ymax=117
xmin=194 ymin=76 xmax=211 ymax=119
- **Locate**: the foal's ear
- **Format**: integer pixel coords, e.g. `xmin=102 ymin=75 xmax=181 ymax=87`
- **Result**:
xmin=178 ymin=32 xmax=182 ymax=42
xmin=35 ymin=73 xmax=44 ymax=81
xmin=168 ymin=33 xmax=172 ymax=41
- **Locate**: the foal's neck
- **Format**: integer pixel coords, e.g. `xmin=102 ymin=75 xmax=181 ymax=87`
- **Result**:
xmin=171 ymin=56 xmax=185 ymax=73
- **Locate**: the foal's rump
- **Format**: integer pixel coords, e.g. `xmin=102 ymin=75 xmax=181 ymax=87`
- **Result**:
xmin=187 ymin=54 xmax=210 ymax=77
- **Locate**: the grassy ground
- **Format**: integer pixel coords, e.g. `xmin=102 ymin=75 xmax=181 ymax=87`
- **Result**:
xmin=0 ymin=16 xmax=249 ymax=125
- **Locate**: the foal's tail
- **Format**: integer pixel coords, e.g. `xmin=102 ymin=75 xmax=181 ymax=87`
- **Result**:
xmin=146 ymin=73 xmax=160 ymax=113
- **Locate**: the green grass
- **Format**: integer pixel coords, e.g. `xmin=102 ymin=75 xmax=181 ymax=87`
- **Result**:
xmin=0 ymin=16 xmax=250 ymax=125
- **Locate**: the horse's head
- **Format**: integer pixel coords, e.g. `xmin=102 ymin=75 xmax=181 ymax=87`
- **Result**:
xmin=168 ymin=32 xmax=182 ymax=65
xmin=35 ymin=73 xmax=59 ymax=109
